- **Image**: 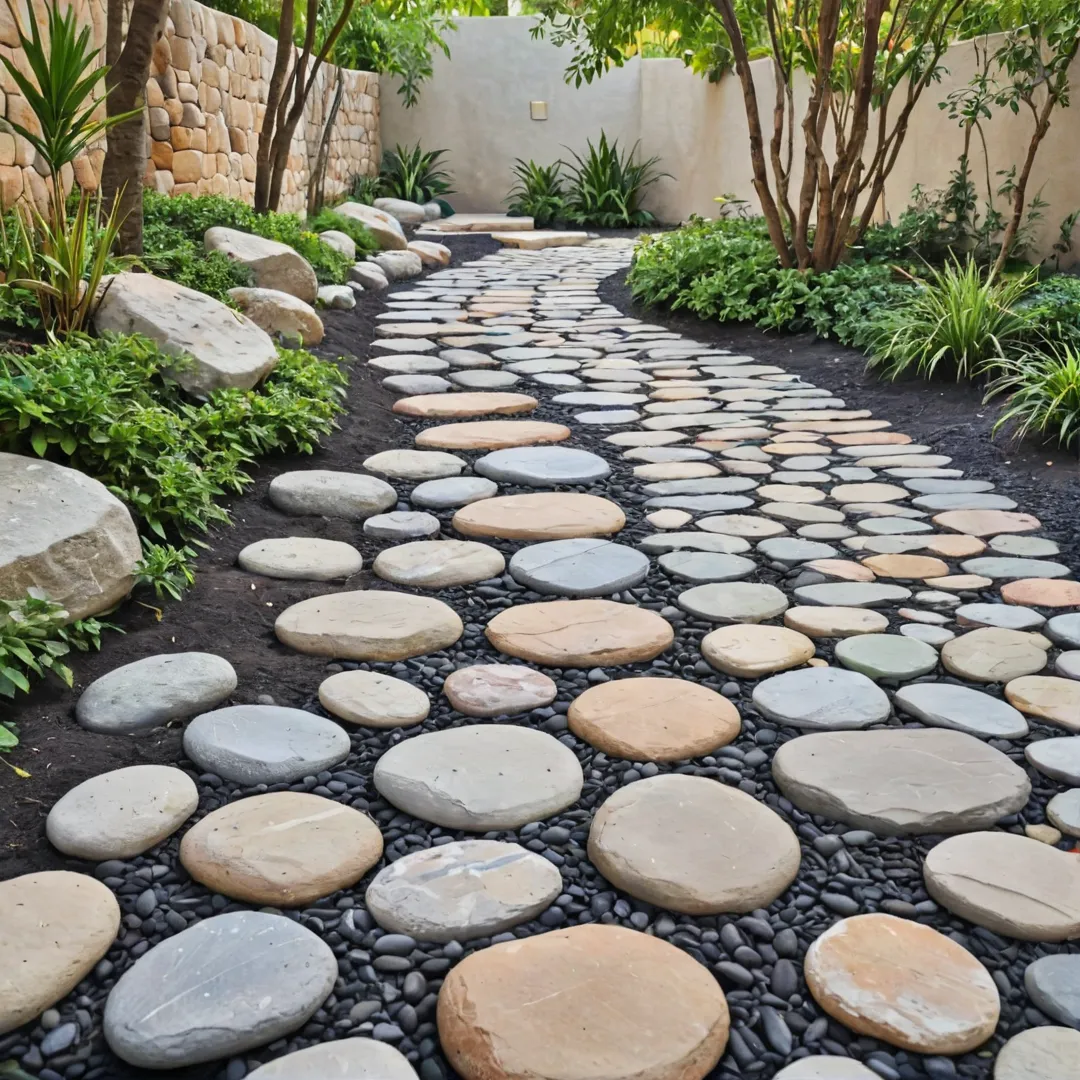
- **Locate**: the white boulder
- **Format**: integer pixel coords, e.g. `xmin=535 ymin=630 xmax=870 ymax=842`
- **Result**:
xmin=373 ymin=251 xmax=423 ymax=281
xmin=408 ymin=240 xmax=452 ymax=267
xmin=318 ymin=230 xmax=356 ymax=260
xmin=374 ymin=197 xmax=427 ymax=225
xmin=228 ymin=287 xmax=324 ymax=346
xmin=317 ymin=285 xmax=356 ymax=311
xmin=350 ymin=262 xmax=389 ymax=291
xmin=423 ymin=201 xmax=443 ymax=221
xmin=333 ymin=202 xmax=407 ymax=251
xmin=204 ymin=227 xmax=318 ymax=303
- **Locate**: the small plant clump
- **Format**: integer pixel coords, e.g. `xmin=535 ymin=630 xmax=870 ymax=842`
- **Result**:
xmin=379 ymin=143 xmax=454 ymax=204
xmin=563 ymin=134 xmax=666 ymax=228
xmin=507 ymin=160 xmax=567 ymax=228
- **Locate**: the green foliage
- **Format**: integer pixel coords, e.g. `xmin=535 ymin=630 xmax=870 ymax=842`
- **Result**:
xmin=380 ymin=143 xmax=453 ymax=204
xmin=308 ymin=209 xmax=382 ymax=255
xmin=135 ymin=540 xmax=198 ymax=602
xmin=563 ymin=135 xmax=665 ymax=228
xmin=987 ymin=339 xmax=1080 ymax=447
xmin=349 ymin=174 xmax=383 ymax=205
xmin=506 ymin=159 xmax=566 ymax=228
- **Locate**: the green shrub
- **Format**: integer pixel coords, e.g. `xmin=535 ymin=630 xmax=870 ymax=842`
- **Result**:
xmin=506 ymin=160 xmax=566 ymax=228
xmin=564 ymin=134 xmax=665 ymax=228
xmin=142 ymin=218 xmax=254 ymax=302
xmin=380 ymin=143 xmax=453 ymax=204
xmin=135 ymin=540 xmax=198 ymax=602
xmin=1020 ymin=274 xmax=1080 ymax=343
xmin=987 ymin=341 xmax=1080 ymax=447
xmin=308 ymin=209 xmax=381 ymax=256
xmin=349 ymin=174 xmax=383 ymax=205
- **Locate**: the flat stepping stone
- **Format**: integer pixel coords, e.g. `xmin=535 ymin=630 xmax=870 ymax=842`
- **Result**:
xmin=47 ymin=765 xmax=198 ymax=860
xmin=1025 ymin=955 xmax=1080 ymax=1027
xmin=606 ymin=430 xmax=688 ymax=446
xmin=1027 ymin=738 xmax=1080 ymax=784
xmin=568 ymin=677 xmax=740 ymax=761
xmin=645 ymin=494 xmax=755 ymax=513
xmin=368 ymin=355 xmax=448 ymax=373
xmin=1002 ymin=578 xmax=1080 ymax=607
xmin=486 ymin=599 xmax=673 ymax=666
xmin=698 ymin=514 xmax=788 ymax=538
xmin=830 ymin=483 xmax=914 ymax=504
xmin=509 ymin=538 xmax=648 ymax=596
xmin=363 ymin=449 xmax=465 ymax=480
xmin=180 ymin=792 xmax=382 ymax=906
xmin=441 ymin=348 xmax=499 ymax=367
xmin=775 ymin=1060 xmax=878 ymax=1079
xmin=365 ymin=840 xmax=561 ymax=943
xmin=702 ymin=624 xmax=815 ymax=677
xmin=1058 ymin=651 xmax=1080 ymax=680
xmin=753 ymin=668 xmax=890 ymax=730
xmin=834 ymin=633 xmax=938 ymax=679
xmin=1048 ymin=788 xmax=1080 ymax=837
xmin=474 ymin=445 xmax=610 ymax=486
xmin=416 ymin=420 xmax=571 ymax=449
xmin=757 ymin=537 xmax=837 ymax=564
xmin=924 ymin=832 xmax=1080 ymax=941
xmin=1 ymin=872 xmax=119 ymax=1033
xmin=453 ymin=492 xmax=625 ymax=540
xmin=678 ymin=582 xmax=789 ymax=623
xmin=588 ymin=774 xmax=800 ymax=913
xmin=932 ymin=509 xmax=1041 ymax=536
xmin=646 ymin=508 xmax=696 ymax=528
xmin=807 ymin=559 xmax=876 ymax=582
xmin=658 ymin=551 xmax=757 ymax=583
xmin=437 ymin=925 xmax=729 ymax=1080
xmin=913 ymin=493 xmax=1017 ymax=511
xmin=248 ymin=1040 xmax=418 ymax=1079
xmin=411 ymin=475 xmax=498 ymax=509
xmin=374 ymin=539 xmax=505 ymax=588
xmin=836 ymin=443 xmax=933 ymax=458
xmin=393 ymin=392 xmax=537 ymax=418
xmin=363 ymin=510 xmax=440 ymax=539
xmin=861 ymin=553 xmax=949 ymax=580
xmin=276 ymin=591 xmax=463 ymax=660
xmin=794 ymin=582 xmax=911 ymax=607
xmin=857 ymin=517 xmax=933 ymax=535
xmin=995 ymin=1028 xmax=1080 ymax=1080
xmin=757 ymin=483 xmax=827 ymax=504
xmin=75 ymin=652 xmax=236 ymax=734
xmin=989 ymin=534 xmax=1060 ymax=556
xmin=903 ymin=478 xmax=995 ymax=494
xmin=960 ymin=556 xmax=1071 ymax=580
xmin=1048 ymin=613 xmax=1080 ymax=647
xmin=773 ymin=728 xmax=1029 ymax=835
xmin=373 ymin=726 xmax=583 ymax=829
xmin=183 ymin=705 xmax=350 ymax=784
xmin=576 ymin=409 xmax=643 ymax=425
xmin=269 ymin=470 xmax=396 ymax=520
xmin=1005 ymin=675 xmax=1080 ymax=730
xmin=102 ymin=912 xmax=336 ymax=1069
xmin=956 ymin=603 xmax=1045 ymax=630
xmin=447 ymin=369 xmax=521 ymax=389
xmin=895 ymin=682 xmax=1028 ymax=738
xmin=238 ymin=537 xmax=362 ymax=580
xmin=784 ymin=606 xmax=889 ymax=638
xmin=643 ymin=477 xmax=759 ymax=497
xmin=640 ymin=532 xmax=751 ymax=555
xmin=553 ymin=391 xmax=645 ymax=405
xmin=383 ymin=374 xmax=452 ymax=395
xmin=443 ymin=664 xmax=557 ymax=717
xmin=318 ymin=670 xmax=429 ymax=727
xmin=941 ymin=627 xmax=1047 ymax=682
xmin=507 ymin=358 xmax=581 ymax=374
xmin=804 ymin=913 xmax=1000 ymax=1054
xmin=760 ymin=501 xmax=846 ymax=524
xmin=534 ymin=372 xmax=582 ymax=387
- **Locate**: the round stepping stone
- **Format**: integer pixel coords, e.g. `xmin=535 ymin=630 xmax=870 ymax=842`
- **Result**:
xmin=758 ymin=537 xmax=837 ymax=563
xmin=634 ymin=462 xmax=720 ymax=481
xmin=962 ymin=556 xmax=1071 ymax=580
xmin=933 ymin=509 xmax=1041 ymax=536
xmin=678 ymin=581 xmax=789 ymax=623
xmin=861 ymin=553 xmax=949 ymax=580
xmin=775 ymin=1060 xmax=878 ymax=1079
xmin=834 ymin=633 xmax=938 ymax=680
xmin=318 ymin=670 xmax=429 ymax=727
xmin=509 ymin=538 xmax=648 ymax=596
xmin=183 ymin=705 xmax=350 ymax=785
xmin=441 ymin=348 xmax=498 ymax=368
xmin=990 ymin=534 xmax=1060 ymax=556
xmin=1002 ymin=578 xmax=1080 ymax=607
xmin=443 ymin=664 xmax=557 ymax=717
xmin=794 ymin=582 xmax=912 ymax=607
xmin=857 ymin=517 xmax=933 ymax=535
xmin=383 ymin=373 xmax=451 ymax=395
xmin=588 ymin=774 xmax=800 ymax=913
xmin=268 ymin=470 xmax=396 ymax=519
xmin=761 ymin=502 xmax=847 ymax=524
xmin=894 ymin=683 xmax=1028 ymax=738
xmin=804 ymin=913 xmax=1000 ymax=1054
xmin=248 ymin=1039 xmax=418 ymax=1080
xmin=658 ymin=551 xmax=757 ymax=583
xmin=474 ymin=445 xmax=610 ymax=487
xmin=924 ymin=572 xmax=994 ymax=591
xmin=924 ymin=832 xmax=1080 ymax=940
xmin=784 ymin=606 xmax=889 ymax=638
xmin=606 ymin=430 xmax=688 ymax=447
xmin=362 ymin=449 xmax=465 ymax=480
xmin=702 ymin=624 xmax=815 ymax=677
xmin=640 ymin=533 xmax=752 ymax=556
xmin=1025 ymin=955 xmax=1080 ymax=1027
xmin=437 ymin=925 xmax=729 ymax=1080
xmin=374 ymin=539 xmax=505 ymax=588
xmin=757 ymin=483 xmax=827 ymax=504
xmin=47 ymin=765 xmax=198 ymax=860
xmin=454 ymin=492 xmax=625 ymax=540
xmin=698 ymin=514 xmax=787 ymax=538
xmin=831 ymin=483 xmax=909 ymax=503
xmin=575 ymin=408 xmax=641 ymax=424
xmin=1048 ymin=613 xmax=1080 ymax=647
xmin=410 ymin=475 xmax=497 ymax=509
xmin=941 ymin=627 xmax=1047 ymax=682
xmin=509 ymin=359 xmax=580 ymax=375
xmin=903 ymin=478 xmax=995 ymax=494
xmin=102 ymin=912 xmax=336 ymax=1069
xmin=1058 ymin=650 xmax=1080 ymax=680
xmin=275 ymin=591 xmax=463 ymax=660
xmin=369 ymin=355 xmax=448 ymax=373
xmin=753 ymin=668 xmax=890 ymax=730
xmin=1005 ymin=675 xmax=1080 ymax=730
xmin=1027 ymin=738 xmax=1080 ymax=784
xmin=373 ymin=726 xmax=583 ymax=829
xmin=448 ymin=369 xmax=520 ymax=390
xmin=393 ymin=391 xmax=537 ymax=418
xmin=913 ymin=493 xmax=1017 ymax=512
xmin=180 ymin=792 xmax=383 ymax=906
xmin=0 ymin=872 xmax=120 ymax=1034
xmin=646 ymin=508 xmax=696 ymax=529
xmin=75 ymin=652 xmax=236 ymax=734
xmin=554 ymin=391 xmax=645 ymax=406
xmin=363 ymin=510 xmax=440 ymax=539
xmin=568 ymin=677 xmax=740 ymax=761
xmin=956 ymin=603 xmax=1045 ymax=630
xmin=1048 ymin=789 xmax=1080 ymax=837
xmin=773 ymin=728 xmax=1029 ymax=834
xmin=365 ymin=840 xmax=562 ymax=943
xmin=806 ymin=559 xmax=877 ymax=583
xmin=995 ymin=1027 xmax=1080 ymax=1080
xmin=486 ymin=599 xmax=673 ymax=666
xmin=416 ymin=420 xmax=571 ymax=449
xmin=237 ymin=537 xmax=362 ymax=581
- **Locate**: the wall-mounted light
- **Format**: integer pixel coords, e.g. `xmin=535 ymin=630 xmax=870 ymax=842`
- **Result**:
xmin=530 ymin=101 xmax=548 ymax=121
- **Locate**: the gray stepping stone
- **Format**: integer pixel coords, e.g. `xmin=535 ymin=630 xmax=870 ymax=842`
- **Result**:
xmin=573 ymin=409 xmax=641 ymax=424
xmin=102 ymin=912 xmax=336 ymax=1069
xmin=411 ymin=476 xmax=498 ymax=509
xmin=799 ymin=523 xmax=856 ymax=540
xmin=911 ymin=493 xmax=1018 ymax=511
xmin=1026 ymin=738 xmax=1080 ymax=784
xmin=494 ymin=347 xmax=556 ymax=361
xmin=834 ymin=633 xmax=939 ymax=679
xmin=553 ymin=391 xmax=646 ymax=406
xmin=1024 ymin=955 xmax=1080 ymax=1028
xmin=374 ymin=540 xmax=505 ymax=588
xmin=899 ymin=624 xmax=954 ymax=646
xmin=678 ymin=582 xmax=789 ymax=623
xmin=475 ymin=446 xmax=610 ymax=486
xmin=182 ymin=705 xmax=350 ymax=784
xmin=639 ymin=533 xmax=751 ymax=555
xmin=771 ymin=471 xmax=832 ymax=484
xmin=775 ymin=1060 xmax=878 ymax=1079
xmin=960 ymin=557 xmax=1071 ymax=580
xmin=642 ymin=477 xmax=759 ymax=496
xmin=759 ymin=502 xmax=847 ymax=524
xmin=76 ymin=653 xmax=236 ymax=733
xmin=269 ymin=471 xmax=396 ymax=520
xmin=364 ymin=511 xmax=441 ymax=539
xmin=1048 ymin=790 xmax=1080 ymax=839
xmin=894 ymin=682 xmax=1028 ymax=738
xmin=440 ymin=348 xmax=498 ymax=368
xmin=448 ymin=370 xmax=521 ymax=390
xmin=1048 ymin=614 xmax=1080 ymax=648
xmin=532 ymin=373 xmax=581 ymax=387
xmin=856 ymin=517 xmax=934 ymax=535
xmin=365 ymin=840 xmax=562 ymax=943
xmin=644 ymin=494 xmax=755 ymax=513
xmin=956 ymin=603 xmax=1045 ymax=630
xmin=752 ymin=667 xmax=890 ymax=730
xmin=989 ymin=534 xmax=1060 ymax=556
xmin=658 ymin=551 xmax=757 ymax=583
xmin=885 ymin=467 xmax=964 ymax=477
xmin=364 ymin=449 xmax=465 ymax=481
xmin=757 ymin=537 xmax=837 ymax=563
xmin=382 ymin=374 xmax=451 ymax=395
xmin=1057 ymin=651 xmax=1080 ymax=680
xmin=831 ymin=468 xmax=878 ymax=481
xmin=238 ymin=537 xmax=363 ymax=581
xmin=368 ymin=355 xmax=448 ymax=373
xmin=509 ymin=539 xmax=649 ymax=596
xmin=902 ymin=478 xmax=995 ymax=494
xmin=837 ymin=444 xmax=933 ymax=458
xmin=794 ymin=582 xmax=912 ymax=607
xmin=781 ymin=456 xmax=831 ymax=470
xmin=248 ymin=1040 xmax=418 ymax=1079
xmin=624 ymin=447 xmax=713 ymax=463
xmin=507 ymin=359 xmax=581 ymax=375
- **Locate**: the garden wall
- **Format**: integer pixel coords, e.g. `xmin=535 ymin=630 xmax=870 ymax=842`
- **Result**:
xmin=0 ymin=0 xmax=380 ymax=215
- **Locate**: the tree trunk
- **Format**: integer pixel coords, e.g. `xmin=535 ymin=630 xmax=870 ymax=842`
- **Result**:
xmin=100 ymin=0 xmax=168 ymax=255
xmin=308 ymin=71 xmax=344 ymax=217
xmin=255 ymin=0 xmax=297 ymax=212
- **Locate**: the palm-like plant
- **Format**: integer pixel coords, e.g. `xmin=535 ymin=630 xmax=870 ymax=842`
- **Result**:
xmin=379 ymin=143 xmax=454 ymax=205
xmin=563 ymin=133 xmax=667 ymax=228
xmin=506 ymin=159 xmax=566 ymax=228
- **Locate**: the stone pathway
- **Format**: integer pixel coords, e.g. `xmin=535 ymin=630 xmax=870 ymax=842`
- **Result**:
xmin=3 ymin=241 xmax=1080 ymax=1080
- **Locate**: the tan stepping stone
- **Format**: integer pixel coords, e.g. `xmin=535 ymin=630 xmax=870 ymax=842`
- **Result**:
xmin=924 ymin=534 xmax=986 ymax=557
xmin=393 ymin=392 xmax=537 ymax=418
xmin=415 ymin=420 xmax=571 ymax=449
xmin=588 ymin=774 xmax=800 ymax=913
xmin=924 ymin=573 xmax=993 ymax=591
xmin=1002 ymin=578 xmax=1080 ymax=608
xmin=757 ymin=484 xmax=827 ymax=504
xmin=862 ymin=554 xmax=950 ymax=580
xmin=453 ymin=492 xmax=625 ymax=540
xmin=237 ymin=537 xmax=362 ymax=581
xmin=933 ymin=509 xmax=1041 ymax=536
xmin=276 ymin=590 xmax=463 ymax=661
xmin=924 ymin=832 xmax=1080 ymax=941
xmin=772 ymin=431 xmax=825 ymax=442
xmin=373 ymin=539 xmax=505 ymax=588
xmin=180 ymin=792 xmax=383 ymax=907
xmin=718 ymin=458 xmax=773 ymax=473
xmin=248 ymin=1039 xmax=418 ymax=1079
xmin=941 ymin=626 xmax=1047 ymax=682
xmin=363 ymin=449 xmax=465 ymax=480
xmin=702 ymin=624 xmax=815 ymax=677
xmin=763 ymin=442 xmax=826 ymax=456
xmin=443 ymin=663 xmax=557 ymax=717
xmin=776 ymin=420 xmax=892 ymax=433
xmin=698 ymin=514 xmax=787 ymax=538
xmin=0 ymin=872 xmax=120 ymax=1034
xmin=318 ymin=670 xmax=429 ymax=727
xmin=607 ymin=430 xmax=688 ymax=446
xmin=493 ymin=230 xmax=589 ymax=249
xmin=995 ymin=1028 xmax=1080 ymax=1080
xmin=438 ymin=925 xmax=730 ymax=1080
xmin=568 ymin=677 xmax=740 ymax=761
xmin=697 ymin=426 xmax=772 ymax=441
xmin=486 ymin=599 xmax=673 ymax=666
xmin=647 ymin=508 xmax=693 ymax=529
xmin=829 ymin=432 xmax=912 ymax=445
xmin=784 ymin=607 xmax=889 ymax=638
xmin=1005 ymin=676 xmax=1080 ymax=730
xmin=831 ymin=483 xmax=909 ymax=504
xmin=633 ymin=462 xmax=720 ymax=480
xmin=804 ymin=913 xmax=1000 ymax=1053
xmin=806 ymin=559 xmax=876 ymax=582
xmin=761 ymin=502 xmax=847 ymax=524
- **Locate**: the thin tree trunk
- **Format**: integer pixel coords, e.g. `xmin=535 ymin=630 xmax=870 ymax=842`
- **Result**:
xmin=255 ymin=0 xmax=297 ymax=212
xmin=308 ymin=71 xmax=344 ymax=217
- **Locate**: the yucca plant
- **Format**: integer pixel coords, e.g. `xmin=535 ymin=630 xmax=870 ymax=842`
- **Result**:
xmin=563 ymin=133 xmax=667 ymax=228
xmin=986 ymin=342 xmax=1080 ymax=448
xmin=379 ymin=143 xmax=454 ymax=204
xmin=506 ymin=159 xmax=566 ymax=228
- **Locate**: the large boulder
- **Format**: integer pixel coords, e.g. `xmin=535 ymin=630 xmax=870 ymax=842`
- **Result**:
xmin=374 ymin=197 xmax=426 ymax=225
xmin=333 ymin=202 xmax=407 ymax=251
xmin=204 ymin=227 xmax=318 ymax=302
xmin=0 ymin=453 xmax=141 ymax=620
xmin=94 ymin=273 xmax=280 ymax=397
xmin=317 ymin=230 xmax=356 ymax=260
xmin=228 ymin=287 xmax=324 ymax=346
xmin=408 ymin=240 xmax=451 ymax=267
xmin=316 ymin=285 xmax=356 ymax=311
xmin=373 ymin=251 xmax=423 ymax=281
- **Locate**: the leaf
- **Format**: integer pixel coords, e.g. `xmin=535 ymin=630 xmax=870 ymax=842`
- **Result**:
xmin=0 ymin=724 xmax=19 ymax=748
xmin=30 ymin=429 xmax=49 ymax=457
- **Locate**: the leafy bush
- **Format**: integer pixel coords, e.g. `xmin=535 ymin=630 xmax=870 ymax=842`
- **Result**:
xmin=987 ymin=341 xmax=1080 ymax=447
xmin=380 ymin=143 xmax=453 ymax=204
xmin=507 ymin=160 xmax=566 ymax=228
xmin=142 ymin=218 xmax=253 ymax=303
xmin=563 ymin=134 xmax=665 ymax=228
xmin=349 ymin=174 xmax=383 ymax=205
xmin=308 ymin=209 xmax=381 ymax=256
xmin=135 ymin=540 xmax=198 ymax=602
xmin=1020 ymin=273 xmax=1080 ymax=343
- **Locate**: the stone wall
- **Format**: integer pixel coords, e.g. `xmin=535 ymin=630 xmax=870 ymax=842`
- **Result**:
xmin=0 ymin=0 xmax=379 ymax=216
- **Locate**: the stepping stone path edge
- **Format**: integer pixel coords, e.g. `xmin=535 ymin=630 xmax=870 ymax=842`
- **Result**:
xmin=8 ymin=238 xmax=1080 ymax=1080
